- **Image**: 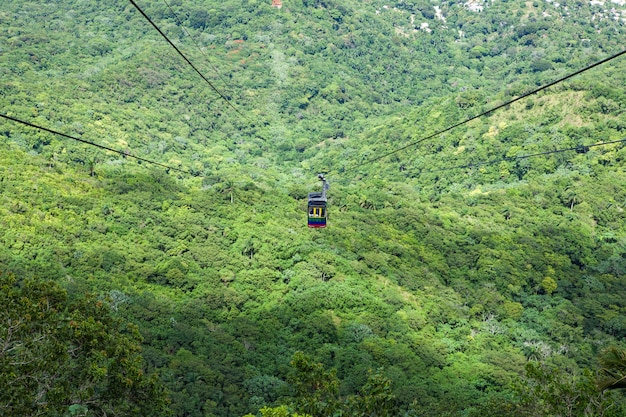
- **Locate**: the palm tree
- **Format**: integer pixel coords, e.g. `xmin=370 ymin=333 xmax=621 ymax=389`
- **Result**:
xmin=598 ymin=346 xmax=626 ymax=390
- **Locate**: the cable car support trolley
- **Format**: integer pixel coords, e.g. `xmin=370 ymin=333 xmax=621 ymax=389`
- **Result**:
xmin=308 ymin=174 xmax=329 ymax=228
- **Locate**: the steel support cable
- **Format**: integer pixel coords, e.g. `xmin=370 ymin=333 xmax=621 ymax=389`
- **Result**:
xmin=128 ymin=0 xmax=247 ymax=122
xmin=351 ymin=48 xmax=626 ymax=170
xmin=161 ymin=0 xmax=232 ymax=93
xmin=129 ymin=0 xmax=269 ymax=143
xmin=418 ymin=138 xmax=626 ymax=174
xmin=0 ymin=113 xmax=189 ymax=174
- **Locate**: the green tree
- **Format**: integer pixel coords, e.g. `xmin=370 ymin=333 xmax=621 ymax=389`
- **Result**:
xmin=0 ymin=272 xmax=169 ymax=417
xmin=540 ymin=276 xmax=558 ymax=295
xmin=287 ymin=352 xmax=397 ymax=417
xmin=242 ymin=405 xmax=311 ymax=417
xmin=513 ymin=362 xmax=617 ymax=417
xmin=345 ymin=371 xmax=397 ymax=417
xmin=289 ymin=352 xmax=340 ymax=417
xmin=598 ymin=346 xmax=626 ymax=391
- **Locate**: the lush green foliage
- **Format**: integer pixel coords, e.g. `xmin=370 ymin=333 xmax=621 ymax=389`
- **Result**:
xmin=0 ymin=272 xmax=169 ymax=416
xmin=287 ymin=352 xmax=398 ymax=417
xmin=599 ymin=347 xmax=626 ymax=391
xmin=1 ymin=0 xmax=626 ymax=415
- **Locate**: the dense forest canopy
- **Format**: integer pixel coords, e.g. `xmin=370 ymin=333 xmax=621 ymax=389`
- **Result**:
xmin=1 ymin=0 xmax=626 ymax=415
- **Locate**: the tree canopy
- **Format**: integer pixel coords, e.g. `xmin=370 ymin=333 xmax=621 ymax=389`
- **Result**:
xmin=1 ymin=0 xmax=626 ymax=415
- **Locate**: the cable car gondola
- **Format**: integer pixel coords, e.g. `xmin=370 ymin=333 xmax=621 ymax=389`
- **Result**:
xmin=308 ymin=174 xmax=329 ymax=228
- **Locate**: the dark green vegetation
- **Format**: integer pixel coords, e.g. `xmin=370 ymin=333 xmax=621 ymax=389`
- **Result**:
xmin=1 ymin=0 xmax=626 ymax=415
xmin=0 ymin=272 xmax=169 ymax=416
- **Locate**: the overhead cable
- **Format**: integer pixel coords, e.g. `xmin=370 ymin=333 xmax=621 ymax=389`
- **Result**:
xmin=357 ymin=48 xmax=626 ymax=168
xmin=421 ymin=138 xmax=626 ymax=174
xmin=0 ymin=113 xmax=188 ymax=174
xmin=161 ymin=0 xmax=232 ymax=92
xmin=128 ymin=0 xmax=248 ymax=121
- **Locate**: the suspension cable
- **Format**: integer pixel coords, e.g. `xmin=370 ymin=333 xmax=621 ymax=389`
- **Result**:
xmin=0 ymin=113 xmax=189 ymax=174
xmin=161 ymin=0 xmax=233 ymax=93
xmin=421 ymin=138 xmax=626 ymax=174
xmin=350 ymin=48 xmax=626 ymax=170
xmin=128 ymin=0 xmax=247 ymax=121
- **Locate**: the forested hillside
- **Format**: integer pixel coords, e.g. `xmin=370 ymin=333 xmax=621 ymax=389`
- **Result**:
xmin=1 ymin=0 xmax=626 ymax=416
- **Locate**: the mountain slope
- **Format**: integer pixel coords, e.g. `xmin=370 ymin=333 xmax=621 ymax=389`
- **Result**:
xmin=1 ymin=0 xmax=626 ymax=416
